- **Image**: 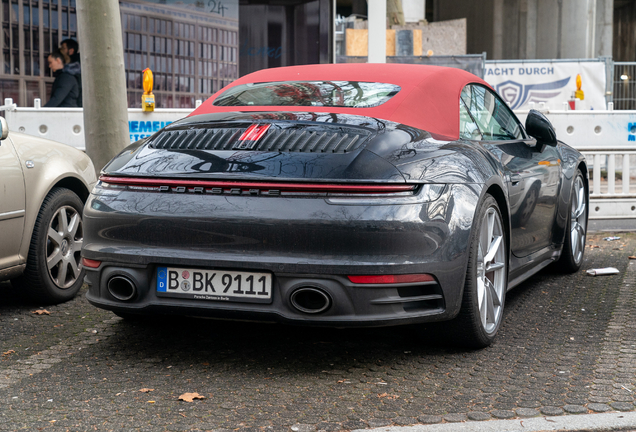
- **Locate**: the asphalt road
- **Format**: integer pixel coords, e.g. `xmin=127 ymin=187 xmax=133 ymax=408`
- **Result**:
xmin=1 ymin=232 xmax=635 ymax=431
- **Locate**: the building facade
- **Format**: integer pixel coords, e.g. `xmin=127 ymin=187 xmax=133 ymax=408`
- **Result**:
xmin=0 ymin=0 xmax=239 ymax=108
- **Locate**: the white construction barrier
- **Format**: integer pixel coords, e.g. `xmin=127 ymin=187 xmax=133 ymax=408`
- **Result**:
xmin=2 ymin=98 xmax=199 ymax=151
xmin=516 ymin=102 xmax=636 ymax=150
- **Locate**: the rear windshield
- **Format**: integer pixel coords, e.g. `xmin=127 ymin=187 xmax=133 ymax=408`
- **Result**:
xmin=213 ymin=81 xmax=401 ymax=108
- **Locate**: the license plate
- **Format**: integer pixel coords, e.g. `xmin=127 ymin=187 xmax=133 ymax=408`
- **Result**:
xmin=156 ymin=266 xmax=272 ymax=303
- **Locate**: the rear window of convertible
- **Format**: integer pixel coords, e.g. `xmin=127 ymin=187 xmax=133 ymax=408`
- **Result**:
xmin=213 ymin=81 xmax=401 ymax=108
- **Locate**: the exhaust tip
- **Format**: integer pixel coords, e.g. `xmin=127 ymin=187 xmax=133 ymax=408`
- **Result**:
xmin=290 ymin=287 xmax=331 ymax=314
xmin=107 ymin=276 xmax=137 ymax=301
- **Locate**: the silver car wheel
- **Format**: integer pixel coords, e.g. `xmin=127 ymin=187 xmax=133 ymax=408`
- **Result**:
xmin=476 ymin=205 xmax=506 ymax=334
xmin=46 ymin=205 xmax=83 ymax=289
xmin=570 ymin=175 xmax=586 ymax=265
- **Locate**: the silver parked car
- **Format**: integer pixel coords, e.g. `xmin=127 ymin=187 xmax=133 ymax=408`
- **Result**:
xmin=0 ymin=117 xmax=96 ymax=303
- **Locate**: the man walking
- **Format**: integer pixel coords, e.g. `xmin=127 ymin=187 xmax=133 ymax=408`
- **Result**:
xmin=60 ymin=39 xmax=82 ymax=107
xmin=44 ymin=50 xmax=80 ymax=107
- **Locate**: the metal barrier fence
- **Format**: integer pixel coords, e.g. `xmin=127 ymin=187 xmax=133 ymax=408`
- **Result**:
xmin=613 ymin=62 xmax=636 ymax=110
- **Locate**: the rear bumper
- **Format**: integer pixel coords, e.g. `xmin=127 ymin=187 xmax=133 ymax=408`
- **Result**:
xmin=85 ymin=260 xmax=459 ymax=327
xmin=82 ymin=183 xmax=481 ymax=326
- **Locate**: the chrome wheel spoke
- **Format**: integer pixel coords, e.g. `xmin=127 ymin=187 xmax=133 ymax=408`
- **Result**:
xmin=573 ymin=185 xmax=586 ymax=219
xmin=47 ymin=249 xmax=63 ymax=270
xmin=486 ymin=261 xmax=505 ymax=272
xmin=575 ymin=181 xmax=585 ymax=218
xmin=484 ymin=278 xmax=498 ymax=324
xmin=56 ymin=261 xmax=69 ymax=284
xmin=57 ymin=208 xmax=69 ymax=234
xmin=478 ymin=278 xmax=488 ymax=328
xmin=486 ymin=277 xmax=502 ymax=307
xmin=572 ymin=222 xmax=585 ymax=259
xmin=67 ymin=212 xmax=81 ymax=238
xmin=477 ymin=277 xmax=486 ymax=311
xmin=68 ymin=255 xmax=82 ymax=278
xmin=48 ymin=227 xmax=63 ymax=246
xmin=484 ymin=235 xmax=502 ymax=264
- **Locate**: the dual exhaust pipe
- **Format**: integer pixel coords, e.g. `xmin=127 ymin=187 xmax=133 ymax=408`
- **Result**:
xmin=107 ymin=276 xmax=137 ymax=301
xmin=107 ymin=276 xmax=331 ymax=315
xmin=290 ymin=287 xmax=331 ymax=314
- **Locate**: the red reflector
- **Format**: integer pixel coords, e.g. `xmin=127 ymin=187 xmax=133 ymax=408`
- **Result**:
xmin=82 ymin=258 xmax=102 ymax=269
xmin=348 ymin=274 xmax=435 ymax=284
xmin=239 ymin=123 xmax=271 ymax=142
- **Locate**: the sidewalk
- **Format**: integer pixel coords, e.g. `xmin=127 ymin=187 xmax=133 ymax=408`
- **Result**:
xmin=589 ymin=219 xmax=636 ymax=233
xmin=355 ymin=412 xmax=636 ymax=432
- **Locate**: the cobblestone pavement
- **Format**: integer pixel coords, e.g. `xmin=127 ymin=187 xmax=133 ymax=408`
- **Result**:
xmin=1 ymin=233 xmax=635 ymax=431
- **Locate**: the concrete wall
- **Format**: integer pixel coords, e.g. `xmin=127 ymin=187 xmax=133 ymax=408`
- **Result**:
xmin=416 ymin=18 xmax=466 ymax=55
xmin=432 ymin=0 xmax=613 ymax=60
xmin=432 ymin=0 xmax=494 ymax=56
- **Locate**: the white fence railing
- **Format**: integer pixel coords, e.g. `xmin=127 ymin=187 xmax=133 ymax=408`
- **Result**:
xmin=580 ymin=149 xmax=636 ymax=219
xmin=2 ymin=99 xmax=636 ymax=219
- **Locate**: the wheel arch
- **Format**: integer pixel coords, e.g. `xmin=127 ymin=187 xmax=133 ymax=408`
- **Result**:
xmin=19 ymin=174 xmax=92 ymax=262
xmin=52 ymin=175 xmax=91 ymax=203
xmin=450 ymin=181 xmax=510 ymax=317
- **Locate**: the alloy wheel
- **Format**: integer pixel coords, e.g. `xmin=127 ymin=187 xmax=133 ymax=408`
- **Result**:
xmin=46 ymin=206 xmax=84 ymax=289
xmin=476 ymin=206 xmax=506 ymax=334
xmin=570 ymin=174 xmax=587 ymax=265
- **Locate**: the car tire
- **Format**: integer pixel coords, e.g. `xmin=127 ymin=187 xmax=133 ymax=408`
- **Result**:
xmin=448 ymin=194 xmax=508 ymax=349
xmin=556 ymin=169 xmax=587 ymax=273
xmin=12 ymin=187 xmax=85 ymax=304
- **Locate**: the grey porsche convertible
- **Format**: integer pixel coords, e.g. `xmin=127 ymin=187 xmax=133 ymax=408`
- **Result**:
xmin=82 ymin=64 xmax=588 ymax=348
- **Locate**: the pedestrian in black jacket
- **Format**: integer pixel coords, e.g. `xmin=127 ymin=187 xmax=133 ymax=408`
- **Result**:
xmin=60 ymin=38 xmax=82 ymax=107
xmin=44 ymin=50 xmax=80 ymax=107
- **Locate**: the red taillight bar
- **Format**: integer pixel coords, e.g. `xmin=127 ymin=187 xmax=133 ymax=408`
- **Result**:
xmin=348 ymin=274 xmax=435 ymax=284
xmin=82 ymin=257 xmax=102 ymax=269
xmin=99 ymin=176 xmax=416 ymax=194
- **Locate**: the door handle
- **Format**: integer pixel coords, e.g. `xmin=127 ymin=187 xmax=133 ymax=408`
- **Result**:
xmin=510 ymin=174 xmax=521 ymax=185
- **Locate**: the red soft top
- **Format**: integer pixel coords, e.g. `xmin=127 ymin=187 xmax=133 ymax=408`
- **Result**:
xmin=190 ymin=63 xmax=491 ymax=140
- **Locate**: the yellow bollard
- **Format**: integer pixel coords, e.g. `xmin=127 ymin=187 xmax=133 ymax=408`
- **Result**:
xmin=574 ymin=74 xmax=585 ymax=101
xmin=141 ymin=68 xmax=155 ymax=112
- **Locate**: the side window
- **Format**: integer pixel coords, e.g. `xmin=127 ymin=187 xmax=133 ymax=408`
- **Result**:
xmin=461 ymin=85 xmax=524 ymax=141
xmin=459 ymin=99 xmax=481 ymax=140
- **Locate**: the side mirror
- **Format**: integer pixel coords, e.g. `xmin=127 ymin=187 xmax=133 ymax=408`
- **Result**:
xmin=525 ymin=109 xmax=557 ymax=146
xmin=0 ymin=117 xmax=8 ymax=140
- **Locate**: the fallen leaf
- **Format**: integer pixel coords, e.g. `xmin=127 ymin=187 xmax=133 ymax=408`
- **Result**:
xmin=629 ymin=256 xmax=636 ymax=260
xmin=2 ymin=350 xmax=15 ymax=356
xmin=139 ymin=388 xmax=154 ymax=393
xmin=590 ymin=245 xmax=600 ymax=249
xmin=178 ymin=392 xmax=205 ymax=402
xmin=148 ymin=400 xmax=155 ymax=403
xmin=32 ymin=309 xmax=50 ymax=315
xmin=377 ymin=393 xmax=399 ymax=400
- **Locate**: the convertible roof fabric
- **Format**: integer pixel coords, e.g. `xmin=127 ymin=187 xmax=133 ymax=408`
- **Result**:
xmin=190 ymin=63 xmax=491 ymax=140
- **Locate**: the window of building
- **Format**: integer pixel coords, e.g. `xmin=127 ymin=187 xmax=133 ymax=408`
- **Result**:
xmin=121 ymin=2 xmax=239 ymax=108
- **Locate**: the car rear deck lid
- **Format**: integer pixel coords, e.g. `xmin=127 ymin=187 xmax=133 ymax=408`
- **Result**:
xmin=148 ymin=124 xmax=371 ymax=154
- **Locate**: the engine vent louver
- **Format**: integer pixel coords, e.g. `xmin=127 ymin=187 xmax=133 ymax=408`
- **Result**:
xmin=149 ymin=127 xmax=368 ymax=153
